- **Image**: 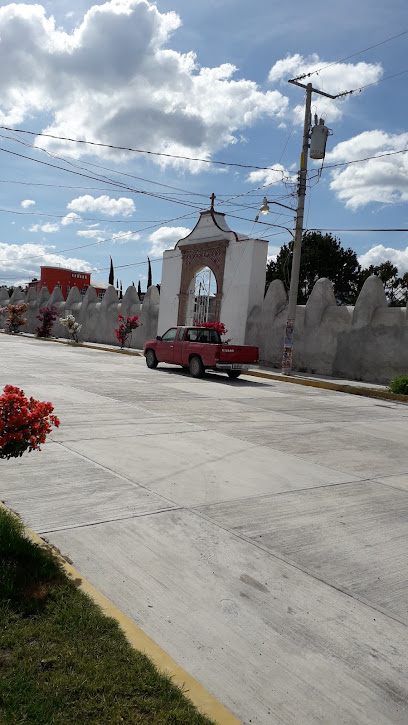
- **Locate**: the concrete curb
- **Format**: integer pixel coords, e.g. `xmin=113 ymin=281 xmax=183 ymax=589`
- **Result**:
xmin=0 ymin=331 xmax=143 ymax=356
xmin=0 ymin=502 xmax=242 ymax=725
xmin=245 ymin=369 xmax=408 ymax=404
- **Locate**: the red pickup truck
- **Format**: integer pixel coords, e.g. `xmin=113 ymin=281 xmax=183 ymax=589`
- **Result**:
xmin=143 ymin=326 xmax=259 ymax=379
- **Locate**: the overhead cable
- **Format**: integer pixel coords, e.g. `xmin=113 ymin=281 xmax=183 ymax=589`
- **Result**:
xmin=0 ymin=125 xmax=288 ymax=173
xmin=292 ymin=28 xmax=408 ymax=81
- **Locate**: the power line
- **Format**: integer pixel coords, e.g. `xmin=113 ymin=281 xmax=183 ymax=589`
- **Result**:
xmin=0 ymin=176 xmax=294 ymax=200
xmin=0 ymin=236 xmax=262 ymax=281
xmin=336 ymin=68 xmax=408 ymax=98
xmin=0 ymin=138 xmax=290 ymax=215
xmin=0 ymin=130 xmax=212 ymax=201
xmin=292 ymin=29 xmax=408 ymax=82
xmin=4 ymin=225 xmax=407 ymax=284
xmin=321 ymin=146 xmax=408 ymax=171
xmin=0 ymin=210 xmax=200 ymax=264
xmin=0 ymin=125 xmax=288 ymax=173
xmin=0 ymin=132 xmax=210 ymax=210
xmin=0 ymin=178 xmax=156 ymax=193
xmin=0 ymin=207 xmax=189 ymax=224
xmin=306 ymin=227 xmax=408 ymax=232
xmin=0 ymin=146 xmax=208 ymax=213
xmin=0 ymin=211 xmax=289 ymax=273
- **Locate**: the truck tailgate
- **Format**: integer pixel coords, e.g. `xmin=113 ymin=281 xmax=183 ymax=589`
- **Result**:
xmin=218 ymin=345 xmax=258 ymax=363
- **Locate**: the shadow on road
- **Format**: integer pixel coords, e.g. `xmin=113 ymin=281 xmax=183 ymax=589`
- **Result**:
xmin=154 ymin=366 xmax=272 ymax=388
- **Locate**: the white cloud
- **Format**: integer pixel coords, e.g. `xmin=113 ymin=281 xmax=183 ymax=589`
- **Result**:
xmin=247 ymin=163 xmax=294 ymax=187
xmin=29 ymin=222 xmax=60 ymax=233
xmin=0 ymin=1 xmax=288 ymax=169
xmin=76 ymin=229 xmax=104 ymax=239
xmin=148 ymin=226 xmax=191 ymax=255
xmin=0 ymin=242 xmax=92 ymax=285
xmin=21 ymin=199 xmax=35 ymax=208
xmin=269 ymin=54 xmax=382 ymax=123
xmin=267 ymin=245 xmax=281 ymax=262
xmin=67 ymin=195 xmax=135 ymax=217
xmin=327 ymin=130 xmax=408 ymax=209
xmin=112 ymin=230 xmax=141 ymax=244
xmin=76 ymin=228 xmax=140 ymax=244
xmin=358 ymin=245 xmax=408 ymax=274
xmin=268 ymin=54 xmax=381 ymax=90
xmin=61 ymin=211 xmax=81 ymax=225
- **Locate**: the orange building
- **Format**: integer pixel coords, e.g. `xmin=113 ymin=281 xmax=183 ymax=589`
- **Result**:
xmin=27 ymin=267 xmax=107 ymax=300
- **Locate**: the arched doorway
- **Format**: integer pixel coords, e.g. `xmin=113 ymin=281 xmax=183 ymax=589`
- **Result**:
xmin=177 ymin=239 xmax=228 ymax=325
xmin=185 ymin=267 xmax=218 ymax=325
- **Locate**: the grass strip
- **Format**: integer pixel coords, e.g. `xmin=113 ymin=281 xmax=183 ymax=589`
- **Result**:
xmin=0 ymin=507 xmax=214 ymax=725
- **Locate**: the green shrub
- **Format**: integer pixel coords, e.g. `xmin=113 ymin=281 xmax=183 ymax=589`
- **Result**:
xmin=389 ymin=374 xmax=408 ymax=395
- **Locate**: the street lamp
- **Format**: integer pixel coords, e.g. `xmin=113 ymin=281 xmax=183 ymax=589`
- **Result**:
xmin=260 ymin=197 xmax=296 ymax=216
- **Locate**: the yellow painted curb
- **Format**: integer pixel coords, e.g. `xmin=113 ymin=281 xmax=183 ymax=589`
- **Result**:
xmin=245 ymin=369 xmax=408 ymax=404
xmin=0 ymin=503 xmax=242 ymax=725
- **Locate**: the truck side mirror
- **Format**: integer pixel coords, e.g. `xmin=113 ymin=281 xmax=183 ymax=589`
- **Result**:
xmin=156 ymin=335 xmax=162 ymax=341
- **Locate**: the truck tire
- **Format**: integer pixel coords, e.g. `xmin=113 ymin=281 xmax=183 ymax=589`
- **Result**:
xmin=145 ymin=349 xmax=158 ymax=369
xmin=227 ymin=370 xmax=241 ymax=379
xmin=189 ymin=355 xmax=204 ymax=378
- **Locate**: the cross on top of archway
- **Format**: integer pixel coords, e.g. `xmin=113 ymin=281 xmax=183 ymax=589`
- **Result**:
xmin=210 ymin=192 xmax=216 ymax=210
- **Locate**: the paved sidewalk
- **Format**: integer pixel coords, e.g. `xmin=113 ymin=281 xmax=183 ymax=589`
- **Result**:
xmin=1 ymin=334 xmax=408 ymax=725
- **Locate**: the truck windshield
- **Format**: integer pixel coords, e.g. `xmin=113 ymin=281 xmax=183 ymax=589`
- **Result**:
xmin=185 ymin=328 xmax=221 ymax=344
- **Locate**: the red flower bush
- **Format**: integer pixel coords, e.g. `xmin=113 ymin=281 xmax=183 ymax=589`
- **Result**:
xmin=36 ymin=305 xmax=60 ymax=338
xmin=115 ymin=314 xmax=140 ymax=348
xmin=0 ymin=385 xmax=60 ymax=460
xmin=194 ymin=321 xmax=228 ymax=336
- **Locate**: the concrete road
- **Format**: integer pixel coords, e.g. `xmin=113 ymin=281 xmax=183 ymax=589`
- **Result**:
xmin=1 ymin=334 xmax=408 ymax=725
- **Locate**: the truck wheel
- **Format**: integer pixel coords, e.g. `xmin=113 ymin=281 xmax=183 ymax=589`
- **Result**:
xmin=145 ymin=349 xmax=158 ymax=369
xmin=189 ymin=355 xmax=204 ymax=378
xmin=227 ymin=370 xmax=241 ymax=379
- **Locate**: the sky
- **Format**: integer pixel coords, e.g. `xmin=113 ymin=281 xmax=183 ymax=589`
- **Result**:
xmin=0 ymin=0 xmax=407 ymax=292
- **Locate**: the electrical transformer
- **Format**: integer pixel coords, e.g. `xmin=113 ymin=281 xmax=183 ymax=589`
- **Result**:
xmin=309 ymin=119 xmax=331 ymax=160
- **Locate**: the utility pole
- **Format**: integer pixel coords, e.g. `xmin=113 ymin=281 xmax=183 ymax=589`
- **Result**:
xmin=282 ymin=80 xmax=337 ymax=374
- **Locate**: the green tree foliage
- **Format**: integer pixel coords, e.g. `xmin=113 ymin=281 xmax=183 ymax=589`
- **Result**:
xmin=147 ymin=257 xmax=152 ymax=288
xmin=359 ymin=261 xmax=408 ymax=306
xmin=137 ymin=280 xmax=142 ymax=298
xmin=108 ymin=257 xmax=114 ymax=286
xmin=266 ymin=231 xmax=362 ymax=305
xmin=7 ymin=286 xmax=24 ymax=297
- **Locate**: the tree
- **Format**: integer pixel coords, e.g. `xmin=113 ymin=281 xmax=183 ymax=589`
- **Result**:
xmin=147 ymin=257 xmax=152 ymax=288
xmin=109 ymin=257 xmax=114 ymax=285
xmin=359 ymin=261 xmax=407 ymax=306
xmin=137 ymin=280 xmax=142 ymax=298
xmin=266 ymin=231 xmax=362 ymax=305
xmin=7 ymin=285 xmax=23 ymax=297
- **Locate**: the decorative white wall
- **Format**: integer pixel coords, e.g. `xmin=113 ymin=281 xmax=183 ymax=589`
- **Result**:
xmin=245 ymin=275 xmax=408 ymax=384
xmin=0 ymin=283 xmax=160 ymax=349
xmin=2 ymin=266 xmax=407 ymax=386
xmin=157 ymin=247 xmax=182 ymax=335
xmin=221 ymin=238 xmax=268 ymax=343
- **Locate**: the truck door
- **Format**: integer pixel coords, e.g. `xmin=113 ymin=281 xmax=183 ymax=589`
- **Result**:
xmin=156 ymin=327 xmax=177 ymax=363
xmin=172 ymin=327 xmax=185 ymax=365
